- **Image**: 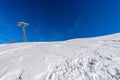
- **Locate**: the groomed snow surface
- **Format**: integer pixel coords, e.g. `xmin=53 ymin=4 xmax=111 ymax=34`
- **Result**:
xmin=0 ymin=33 xmax=120 ymax=80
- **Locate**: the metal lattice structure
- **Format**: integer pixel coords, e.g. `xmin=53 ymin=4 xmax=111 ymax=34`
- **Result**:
xmin=17 ymin=22 xmax=29 ymax=42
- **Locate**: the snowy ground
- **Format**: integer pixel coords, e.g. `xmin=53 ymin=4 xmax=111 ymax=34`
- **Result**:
xmin=0 ymin=33 xmax=120 ymax=80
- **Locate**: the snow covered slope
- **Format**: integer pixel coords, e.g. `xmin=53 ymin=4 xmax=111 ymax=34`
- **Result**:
xmin=0 ymin=33 xmax=120 ymax=80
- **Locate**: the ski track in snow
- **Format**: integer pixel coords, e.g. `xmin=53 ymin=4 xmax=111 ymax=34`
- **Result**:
xmin=0 ymin=33 xmax=120 ymax=80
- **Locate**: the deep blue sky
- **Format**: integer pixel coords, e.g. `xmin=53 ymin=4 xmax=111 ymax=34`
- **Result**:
xmin=0 ymin=0 xmax=120 ymax=43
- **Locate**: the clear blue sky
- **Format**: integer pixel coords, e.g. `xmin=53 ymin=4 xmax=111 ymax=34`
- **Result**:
xmin=0 ymin=0 xmax=120 ymax=43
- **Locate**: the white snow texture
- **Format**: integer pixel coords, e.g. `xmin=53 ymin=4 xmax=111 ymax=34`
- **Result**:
xmin=0 ymin=33 xmax=120 ymax=80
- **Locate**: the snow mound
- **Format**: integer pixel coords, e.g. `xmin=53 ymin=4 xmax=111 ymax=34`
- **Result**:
xmin=0 ymin=33 xmax=120 ymax=80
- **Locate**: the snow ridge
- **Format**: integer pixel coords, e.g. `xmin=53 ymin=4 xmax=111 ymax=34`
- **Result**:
xmin=0 ymin=34 xmax=120 ymax=80
xmin=32 ymin=40 xmax=120 ymax=80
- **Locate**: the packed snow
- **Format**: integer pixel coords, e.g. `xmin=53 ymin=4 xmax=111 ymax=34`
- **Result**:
xmin=0 ymin=33 xmax=120 ymax=80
